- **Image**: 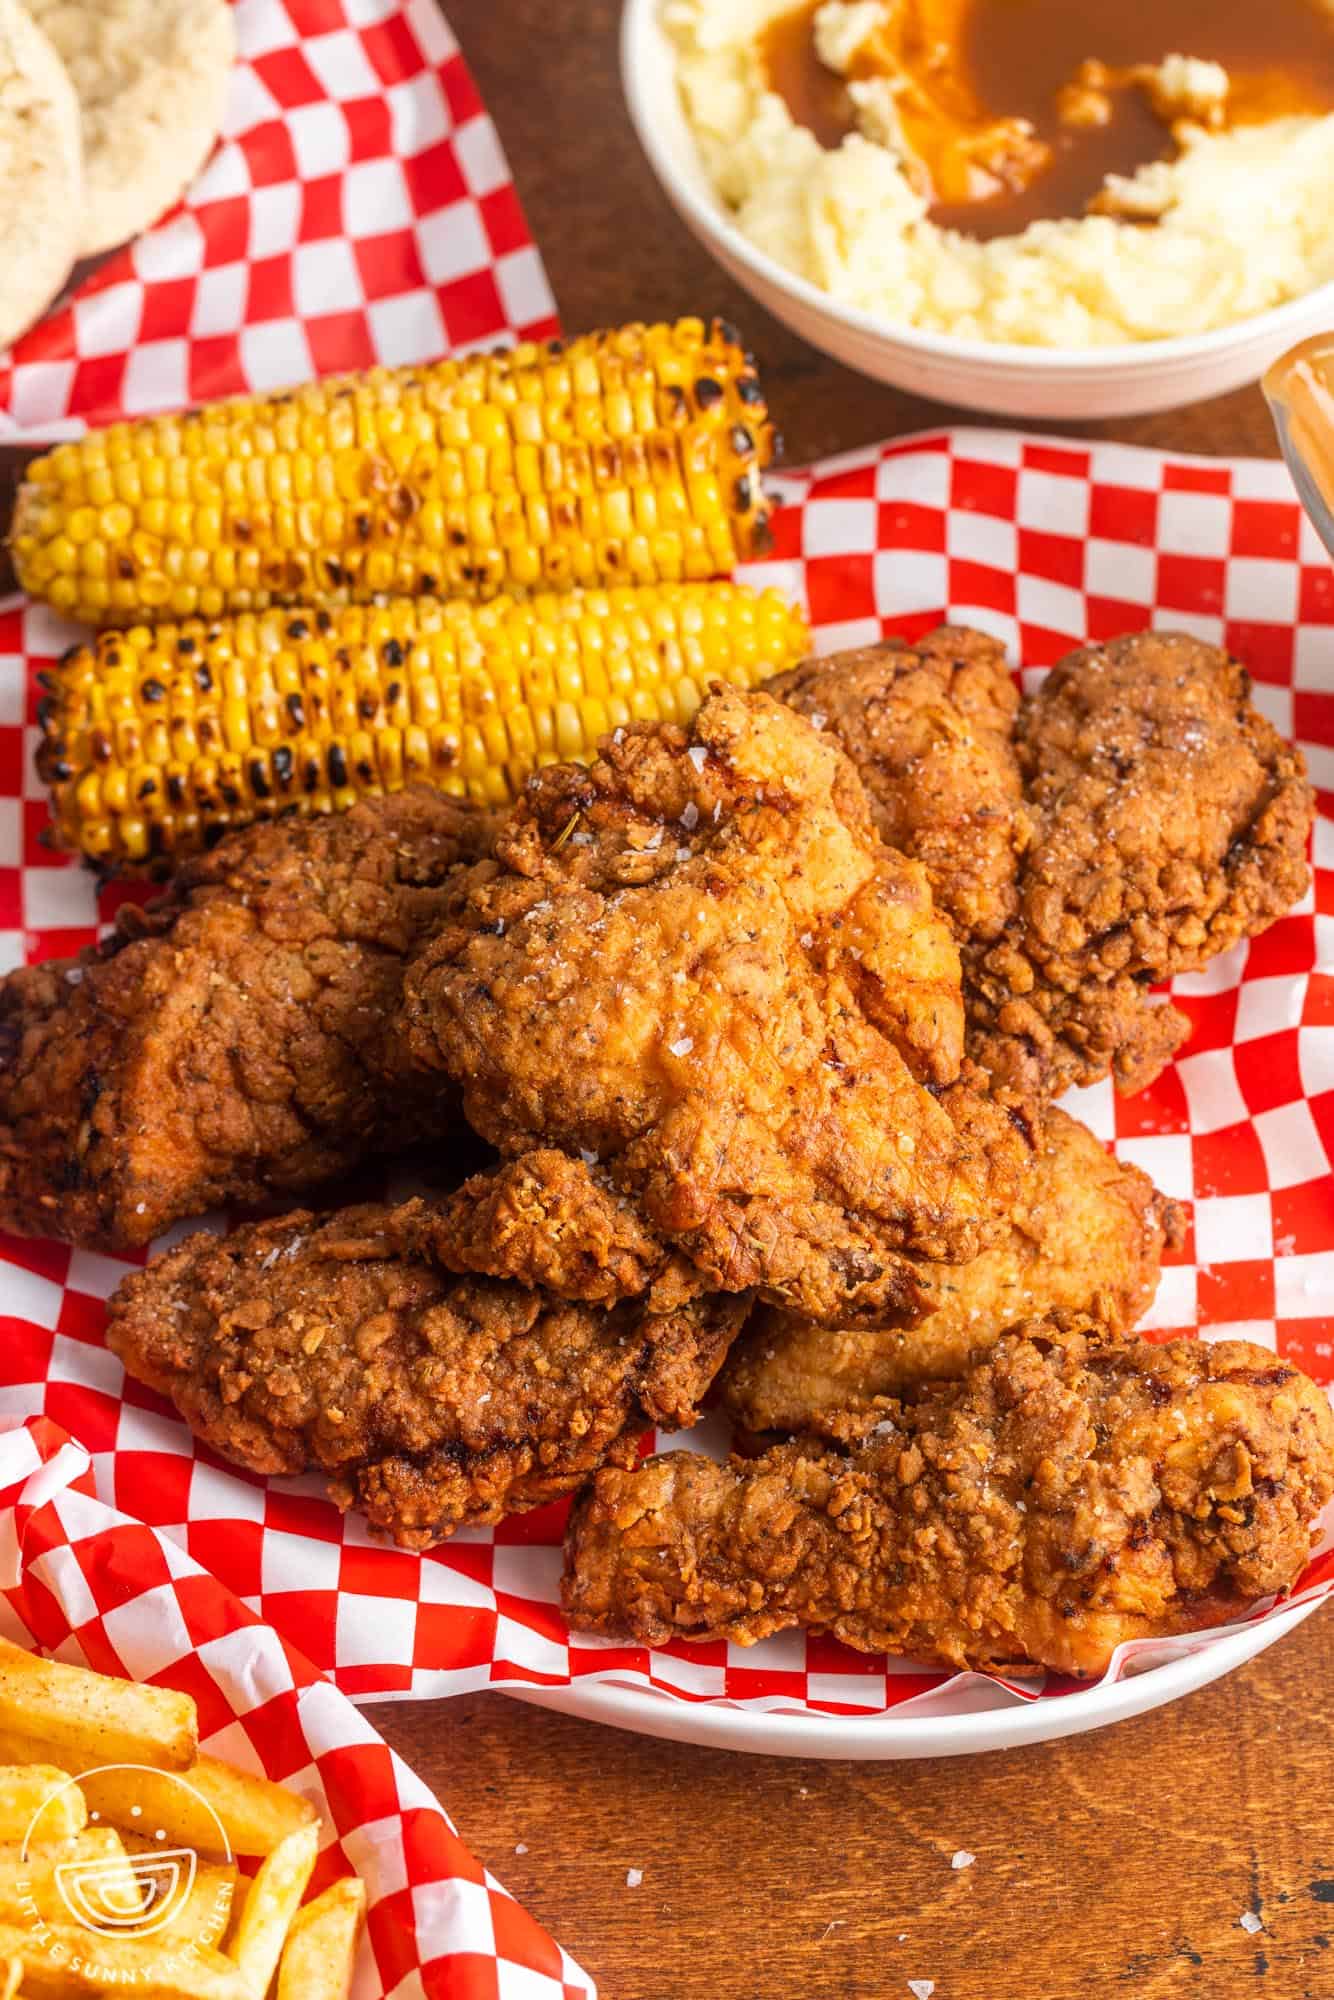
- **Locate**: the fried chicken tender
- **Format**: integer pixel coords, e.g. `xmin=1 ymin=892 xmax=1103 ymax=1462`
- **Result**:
xmin=768 ymin=626 xmax=1025 ymax=944
xmin=772 ymin=629 xmax=1313 ymax=1100
xmin=975 ymin=631 xmax=1314 ymax=1097
xmin=564 ymin=1320 xmax=1334 ymax=1677
xmin=721 ymin=1107 xmax=1181 ymax=1439
xmin=402 ymin=687 xmax=1026 ymax=1330
xmin=415 ymin=1147 xmax=701 ymax=1310
xmin=0 ymin=791 xmax=494 ymax=1251
xmin=106 ymin=1188 xmax=747 ymax=1551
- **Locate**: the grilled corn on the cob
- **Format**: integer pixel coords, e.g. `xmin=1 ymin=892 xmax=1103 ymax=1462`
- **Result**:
xmin=36 ymin=581 xmax=811 ymax=870
xmin=12 ymin=319 xmax=776 ymax=629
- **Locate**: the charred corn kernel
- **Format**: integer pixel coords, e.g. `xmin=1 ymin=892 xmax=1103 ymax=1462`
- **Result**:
xmin=13 ymin=320 xmax=777 ymax=629
xmin=36 ymin=581 xmax=810 ymax=871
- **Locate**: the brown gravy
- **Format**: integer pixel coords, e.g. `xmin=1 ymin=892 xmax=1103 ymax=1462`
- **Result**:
xmin=759 ymin=0 xmax=1334 ymax=239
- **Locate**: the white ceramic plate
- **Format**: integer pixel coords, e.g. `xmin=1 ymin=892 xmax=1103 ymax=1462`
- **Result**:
xmin=620 ymin=0 xmax=1334 ymax=419
xmin=511 ymin=1597 xmax=1322 ymax=1758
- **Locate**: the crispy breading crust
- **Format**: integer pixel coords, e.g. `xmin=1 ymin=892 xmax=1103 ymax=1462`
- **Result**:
xmin=403 ymin=687 xmax=1026 ymax=1329
xmin=771 ymin=629 xmax=1313 ymax=1101
xmin=973 ymin=631 xmax=1314 ymax=1097
xmin=564 ymin=1320 xmax=1334 ymax=1677
xmin=105 ymin=1193 xmax=747 ymax=1551
xmin=0 ymin=790 xmax=495 ymax=1249
xmin=768 ymin=626 xmax=1026 ymax=944
xmin=721 ymin=1106 xmax=1182 ymax=1438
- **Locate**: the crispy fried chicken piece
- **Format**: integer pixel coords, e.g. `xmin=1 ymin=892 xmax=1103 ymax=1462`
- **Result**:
xmin=974 ymin=632 xmax=1313 ymax=1097
xmin=768 ymin=627 xmax=1025 ymax=944
xmin=564 ymin=1320 xmax=1334 ymax=1677
xmin=772 ymin=629 xmax=1312 ymax=1100
xmin=721 ymin=1106 xmax=1181 ymax=1440
xmin=106 ymin=1192 xmax=747 ymax=1551
xmin=410 ymin=1147 xmax=702 ymax=1311
xmin=0 ymin=791 xmax=495 ymax=1250
xmin=402 ymin=687 xmax=1026 ymax=1330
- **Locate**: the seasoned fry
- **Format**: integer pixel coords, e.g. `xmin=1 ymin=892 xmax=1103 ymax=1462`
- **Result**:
xmin=0 ymin=1644 xmax=196 ymax=1774
xmin=0 ymin=1745 xmax=316 ymax=1860
xmin=0 ymin=1773 xmax=84 ymax=1845
xmin=94 ymin=1756 xmax=316 ymax=1861
xmin=150 ymin=1863 xmax=236 ymax=1952
xmin=0 ymin=1653 xmax=351 ymax=2000
xmin=0 ymin=1923 xmax=251 ymax=1998
xmin=0 ymin=1832 xmax=139 ymax=1927
xmin=277 ymin=1878 xmax=366 ymax=2000
xmin=225 ymin=1824 xmax=319 ymax=1997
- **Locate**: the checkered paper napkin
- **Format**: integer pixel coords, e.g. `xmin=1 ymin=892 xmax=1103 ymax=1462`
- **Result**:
xmin=0 ymin=1414 xmax=595 ymax=1999
xmin=3 ymin=428 xmax=1334 ymax=1723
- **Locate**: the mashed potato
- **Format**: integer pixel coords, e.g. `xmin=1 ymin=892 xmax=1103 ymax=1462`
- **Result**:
xmin=667 ymin=0 xmax=1334 ymax=346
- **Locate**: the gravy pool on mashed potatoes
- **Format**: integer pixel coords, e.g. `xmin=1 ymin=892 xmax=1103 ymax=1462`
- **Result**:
xmin=666 ymin=0 xmax=1334 ymax=346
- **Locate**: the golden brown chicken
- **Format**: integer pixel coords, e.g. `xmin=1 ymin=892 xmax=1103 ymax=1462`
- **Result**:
xmin=768 ymin=625 xmax=1025 ymax=945
xmin=105 ymin=1165 xmax=747 ymax=1551
xmin=0 ymin=790 xmax=495 ymax=1251
xmin=402 ymin=686 xmax=1027 ymax=1330
xmin=974 ymin=630 xmax=1314 ymax=1098
xmin=564 ymin=1319 xmax=1334 ymax=1677
xmin=770 ymin=629 xmax=1313 ymax=1100
xmin=721 ymin=1106 xmax=1181 ymax=1440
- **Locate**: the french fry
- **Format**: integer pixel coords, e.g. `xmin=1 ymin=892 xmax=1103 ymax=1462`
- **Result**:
xmin=138 ymin=1862 xmax=236 ymax=1952
xmin=0 ymin=1924 xmax=252 ymax=1998
xmin=0 ymin=1747 xmax=316 ymax=1861
xmin=0 ymin=1833 xmax=139 ymax=1928
xmin=0 ymin=1644 xmax=196 ymax=1774
xmin=0 ymin=1775 xmax=84 ymax=1846
xmin=0 ymin=1955 xmax=20 ymax=2000
xmin=225 ymin=1824 xmax=319 ymax=1999
xmin=276 ymin=1877 xmax=365 ymax=2000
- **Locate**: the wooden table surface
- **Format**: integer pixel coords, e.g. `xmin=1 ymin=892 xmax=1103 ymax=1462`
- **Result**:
xmin=371 ymin=7 xmax=1334 ymax=1997
xmin=3 ymin=3 xmax=1325 ymax=1993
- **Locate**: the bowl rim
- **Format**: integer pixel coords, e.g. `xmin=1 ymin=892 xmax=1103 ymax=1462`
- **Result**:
xmin=620 ymin=0 xmax=1334 ymax=374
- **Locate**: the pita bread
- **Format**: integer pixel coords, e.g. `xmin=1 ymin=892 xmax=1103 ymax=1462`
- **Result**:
xmin=0 ymin=0 xmax=81 ymax=351
xmin=26 ymin=0 xmax=234 ymax=256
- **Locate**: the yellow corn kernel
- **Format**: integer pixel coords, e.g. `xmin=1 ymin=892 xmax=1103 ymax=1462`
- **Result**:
xmin=36 ymin=582 xmax=810 ymax=872
xmin=12 ymin=321 xmax=776 ymax=628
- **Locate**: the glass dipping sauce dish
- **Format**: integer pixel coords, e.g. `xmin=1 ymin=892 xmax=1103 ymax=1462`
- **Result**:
xmin=1266 ymin=335 xmax=1334 ymax=558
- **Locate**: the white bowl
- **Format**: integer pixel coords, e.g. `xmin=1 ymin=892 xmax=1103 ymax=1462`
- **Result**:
xmin=620 ymin=0 xmax=1334 ymax=421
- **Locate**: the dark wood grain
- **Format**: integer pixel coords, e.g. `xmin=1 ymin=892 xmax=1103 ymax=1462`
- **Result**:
xmin=12 ymin=5 xmax=1328 ymax=1992
xmin=365 ymin=1608 xmax=1334 ymax=2000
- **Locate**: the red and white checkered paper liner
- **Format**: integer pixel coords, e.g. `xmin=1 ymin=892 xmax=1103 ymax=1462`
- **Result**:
xmin=3 ymin=427 xmax=1334 ymax=1722
xmin=0 ymin=0 xmax=1328 ymax=1722
xmin=0 ymin=1414 xmax=595 ymax=1998
xmin=0 ymin=0 xmax=557 ymax=445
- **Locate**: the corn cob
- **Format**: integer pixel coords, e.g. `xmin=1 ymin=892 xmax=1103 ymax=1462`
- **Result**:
xmin=11 ymin=319 xmax=777 ymax=630
xmin=36 ymin=581 xmax=811 ymax=871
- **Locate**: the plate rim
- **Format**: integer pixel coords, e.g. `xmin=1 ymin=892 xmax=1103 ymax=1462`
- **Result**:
xmin=505 ymin=1596 xmax=1321 ymax=1759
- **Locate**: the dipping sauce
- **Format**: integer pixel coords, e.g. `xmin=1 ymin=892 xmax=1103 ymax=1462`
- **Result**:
xmin=760 ymin=0 xmax=1334 ymax=238
xmin=1266 ymin=336 xmax=1334 ymax=556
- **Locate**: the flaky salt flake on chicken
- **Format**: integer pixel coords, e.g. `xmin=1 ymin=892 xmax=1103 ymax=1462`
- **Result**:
xmin=402 ymin=686 xmax=1027 ymax=1329
xmin=564 ymin=1318 xmax=1334 ymax=1679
